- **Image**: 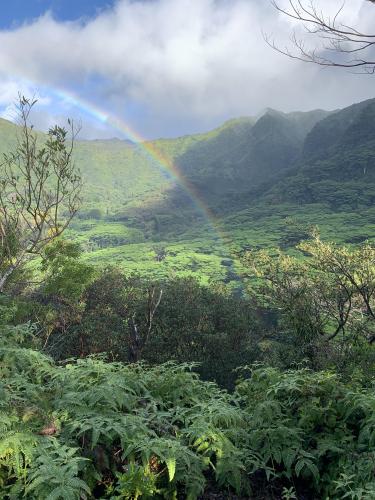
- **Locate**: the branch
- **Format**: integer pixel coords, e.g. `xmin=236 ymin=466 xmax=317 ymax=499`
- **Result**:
xmin=268 ymin=0 xmax=375 ymax=72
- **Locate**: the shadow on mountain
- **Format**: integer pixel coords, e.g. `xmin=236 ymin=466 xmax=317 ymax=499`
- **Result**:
xmin=115 ymin=108 xmax=330 ymax=238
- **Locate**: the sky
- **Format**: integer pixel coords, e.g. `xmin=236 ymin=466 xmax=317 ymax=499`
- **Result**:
xmin=0 ymin=0 xmax=375 ymax=140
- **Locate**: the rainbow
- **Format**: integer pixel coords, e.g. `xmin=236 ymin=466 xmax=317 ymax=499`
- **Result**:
xmin=7 ymin=82 xmax=242 ymax=275
xmin=52 ymin=88 xmax=233 ymax=248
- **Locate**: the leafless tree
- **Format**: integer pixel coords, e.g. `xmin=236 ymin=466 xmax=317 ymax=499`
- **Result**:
xmin=0 ymin=95 xmax=82 ymax=292
xmin=267 ymin=0 xmax=375 ymax=73
xmin=128 ymin=285 xmax=163 ymax=362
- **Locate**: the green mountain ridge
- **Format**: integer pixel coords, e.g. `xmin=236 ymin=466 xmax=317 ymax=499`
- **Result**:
xmin=266 ymin=99 xmax=375 ymax=209
xmin=0 ymin=100 xmax=374 ymax=283
xmin=157 ymin=108 xmax=331 ymax=209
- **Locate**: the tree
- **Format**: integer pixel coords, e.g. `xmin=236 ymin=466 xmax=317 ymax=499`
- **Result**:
xmin=37 ymin=239 xmax=96 ymax=351
xmin=268 ymin=0 xmax=375 ymax=72
xmin=127 ymin=285 xmax=163 ymax=362
xmin=142 ymin=276 xmax=261 ymax=388
xmin=300 ymin=237 xmax=375 ymax=342
xmin=245 ymin=235 xmax=375 ymax=367
xmin=0 ymin=96 xmax=81 ymax=292
xmin=47 ymin=268 xmax=162 ymax=362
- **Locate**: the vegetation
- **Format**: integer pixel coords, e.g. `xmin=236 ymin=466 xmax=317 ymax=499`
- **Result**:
xmin=21 ymin=260 xmax=261 ymax=388
xmin=246 ymin=235 xmax=375 ymax=377
xmin=65 ymin=99 xmax=375 ymax=284
xmin=0 ymin=97 xmax=81 ymax=292
xmin=1 ymin=326 xmax=375 ymax=499
xmin=1 ymin=98 xmax=374 ymax=284
xmin=0 ymin=98 xmax=375 ymax=498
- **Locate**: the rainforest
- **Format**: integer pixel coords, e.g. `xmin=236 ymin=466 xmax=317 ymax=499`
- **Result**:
xmin=1 ymin=0 xmax=375 ymax=499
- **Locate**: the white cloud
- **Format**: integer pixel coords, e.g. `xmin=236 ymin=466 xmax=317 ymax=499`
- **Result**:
xmin=0 ymin=77 xmax=50 ymax=107
xmin=0 ymin=76 xmax=51 ymax=122
xmin=0 ymin=0 xmax=374 ymax=137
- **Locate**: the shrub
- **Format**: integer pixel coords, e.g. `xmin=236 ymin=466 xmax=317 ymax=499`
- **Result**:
xmin=0 ymin=326 xmax=247 ymax=498
xmin=236 ymin=365 xmax=375 ymax=498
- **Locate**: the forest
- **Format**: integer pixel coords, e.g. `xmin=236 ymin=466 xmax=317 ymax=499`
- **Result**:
xmin=0 ymin=91 xmax=374 ymax=500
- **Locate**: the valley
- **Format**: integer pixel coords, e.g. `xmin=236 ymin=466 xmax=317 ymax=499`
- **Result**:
xmin=10 ymin=99 xmax=371 ymax=284
xmin=3 ymin=0 xmax=375 ymax=497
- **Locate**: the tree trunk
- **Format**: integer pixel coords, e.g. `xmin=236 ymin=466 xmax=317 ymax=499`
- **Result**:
xmin=0 ymin=265 xmax=17 ymax=293
xmin=128 ymin=317 xmax=143 ymax=363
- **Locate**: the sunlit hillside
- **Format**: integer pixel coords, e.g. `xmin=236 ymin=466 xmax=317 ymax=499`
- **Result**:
xmin=1 ymin=100 xmax=374 ymax=284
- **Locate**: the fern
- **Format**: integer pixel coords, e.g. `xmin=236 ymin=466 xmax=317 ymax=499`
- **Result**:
xmin=1 ymin=324 xmax=375 ymax=498
xmin=108 ymin=464 xmax=159 ymax=499
xmin=0 ymin=431 xmax=37 ymax=480
xmin=26 ymin=440 xmax=90 ymax=499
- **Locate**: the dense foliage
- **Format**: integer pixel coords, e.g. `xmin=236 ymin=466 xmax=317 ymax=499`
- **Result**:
xmin=11 ymin=244 xmax=261 ymax=388
xmin=1 ymin=220 xmax=374 ymax=499
xmin=1 ymin=325 xmax=375 ymax=499
xmin=1 ymin=98 xmax=375 ymax=498
xmin=246 ymin=236 xmax=375 ymax=376
xmin=0 ymin=324 xmax=246 ymax=499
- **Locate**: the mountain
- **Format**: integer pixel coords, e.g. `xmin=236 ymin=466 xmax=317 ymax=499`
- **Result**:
xmin=175 ymin=109 xmax=329 ymax=202
xmin=0 ymin=108 xmax=330 ymax=215
xmin=0 ymin=101 xmax=373 ymax=283
xmin=0 ymin=117 xmax=18 ymax=151
xmin=265 ymin=99 xmax=375 ymax=211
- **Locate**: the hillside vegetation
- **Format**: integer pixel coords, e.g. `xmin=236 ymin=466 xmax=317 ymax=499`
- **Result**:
xmin=74 ymin=101 xmax=374 ymax=282
xmin=1 ymin=101 xmax=374 ymax=283
xmin=1 ymin=97 xmax=375 ymax=499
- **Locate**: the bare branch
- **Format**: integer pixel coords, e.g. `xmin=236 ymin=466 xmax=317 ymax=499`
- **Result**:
xmin=128 ymin=286 xmax=163 ymax=362
xmin=268 ymin=0 xmax=375 ymax=72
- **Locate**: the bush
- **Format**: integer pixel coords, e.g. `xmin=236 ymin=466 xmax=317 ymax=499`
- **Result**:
xmin=236 ymin=365 xmax=375 ymax=499
xmin=0 ymin=327 xmax=247 ymax=499
xmin=32 ymin=272 xmax=263 ymax=388
xmin=77 ymin=208 xmax=103 ymax=220
xmin=1 ymin=326 xmax=375 ymax=499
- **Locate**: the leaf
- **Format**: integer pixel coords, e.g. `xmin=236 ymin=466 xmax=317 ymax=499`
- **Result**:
xmin=295 ymin=458 xmax=319 ymax=482
xmin=166 ymin=456 xmax=176 ymax=482
xmin=295 ymin=459 xmax=305 ymax=477
xmin=305 ymin=460 xmax=320 ymax=482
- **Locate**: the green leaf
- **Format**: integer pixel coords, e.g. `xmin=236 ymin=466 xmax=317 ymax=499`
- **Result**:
xmin=166 ymin=456 xmax=176 ymax=482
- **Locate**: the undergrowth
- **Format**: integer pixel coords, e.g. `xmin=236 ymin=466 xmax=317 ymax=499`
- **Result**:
xmin=0 ymin=324 xmax=375 ymax=499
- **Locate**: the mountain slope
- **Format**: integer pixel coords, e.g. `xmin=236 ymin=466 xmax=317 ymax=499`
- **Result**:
xmin=265 ymin=99 xmax=375 ymax=210
xmin=0 ymin=108 xmax=329 ymax=216
xmin=0 ymin=101 xmax=374 ymax=283
xmin=174 ymin=109 xmax=330 ymax=202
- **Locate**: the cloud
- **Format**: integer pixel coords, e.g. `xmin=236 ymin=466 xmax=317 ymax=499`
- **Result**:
xmin=0 ymin=77 xmax=50 ymax=108
xmin=0 ymin=0 xmax=374 ymax=138
xmin=0 ymin=76 xmax=52 ymax=123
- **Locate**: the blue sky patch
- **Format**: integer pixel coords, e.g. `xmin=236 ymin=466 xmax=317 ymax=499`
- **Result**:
xmin=0 ymin=0 xmax=114 ymax=29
